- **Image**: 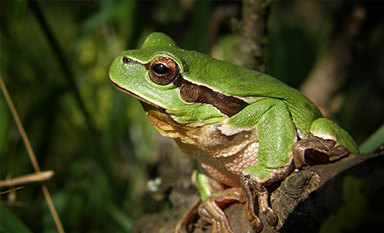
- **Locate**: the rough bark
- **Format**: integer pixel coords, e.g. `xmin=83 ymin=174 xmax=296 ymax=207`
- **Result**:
xmin=134 ymin=150 xmax=384 ymax=233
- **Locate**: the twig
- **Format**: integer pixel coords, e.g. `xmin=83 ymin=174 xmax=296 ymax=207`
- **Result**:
xmin=0 ymin=76 xmax=65 ymax=233
xmin=0 ymin=171 xmax=54 ymax=187
xmin=1 ymin=187 xmax=26 ymax=207
xmin=0 ymin=186 xmax=24 ymax=195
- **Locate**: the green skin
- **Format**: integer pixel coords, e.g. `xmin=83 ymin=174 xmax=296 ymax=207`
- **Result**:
xmin=109 ymin=32 xmax=359 ymax=232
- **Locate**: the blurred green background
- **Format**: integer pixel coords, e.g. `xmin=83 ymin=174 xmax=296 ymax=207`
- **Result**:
xmin=1 ymin=1 xmax=383 ymax=233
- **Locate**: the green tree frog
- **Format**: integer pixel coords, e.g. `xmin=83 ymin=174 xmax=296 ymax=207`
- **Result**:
xmin=109 ymin=32 xmax=359 ymax=232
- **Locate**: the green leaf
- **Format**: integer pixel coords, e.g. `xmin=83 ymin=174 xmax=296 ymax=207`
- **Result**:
xmin=359 ymin=124 xmax=384 ymax=153
xmin=0 ymin=205 xmax=33 ymax=233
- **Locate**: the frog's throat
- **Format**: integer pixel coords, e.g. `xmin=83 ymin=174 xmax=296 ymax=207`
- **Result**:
xmin=142 ymin=102 xmax=196 ymax=133
xmin=110 ymin=77 xmax=186 ymax=131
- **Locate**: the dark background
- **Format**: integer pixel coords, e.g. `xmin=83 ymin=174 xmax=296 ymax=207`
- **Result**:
xmin=1 ymin=1 xmax=383 ymax=233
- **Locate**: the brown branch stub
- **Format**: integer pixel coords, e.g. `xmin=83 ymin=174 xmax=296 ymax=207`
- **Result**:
xmin=232 ymin=0 xmax=273 ymax=72
xmin=0 ymin=171 xmax=55 ymax=187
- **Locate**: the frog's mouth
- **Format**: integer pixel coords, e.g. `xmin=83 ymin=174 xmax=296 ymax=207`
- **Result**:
xmin=110 ymin=79 xmax=165 ymax=112
xmin=110 ymin=78 xmax=191 ymax=131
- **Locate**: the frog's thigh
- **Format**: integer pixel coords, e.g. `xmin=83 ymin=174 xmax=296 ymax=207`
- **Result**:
xmin=244 ymin=99 xmax=296 ymax=182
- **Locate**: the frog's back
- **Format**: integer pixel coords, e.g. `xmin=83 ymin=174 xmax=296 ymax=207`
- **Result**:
xmin=181 ymin=51 xmax=323 ymax=136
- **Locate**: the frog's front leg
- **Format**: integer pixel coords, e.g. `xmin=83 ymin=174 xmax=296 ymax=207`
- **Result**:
xmin=233 ymin=99 xmax=297 ymax=231
xmin=241 ymin=163 xmax=294 ymax=231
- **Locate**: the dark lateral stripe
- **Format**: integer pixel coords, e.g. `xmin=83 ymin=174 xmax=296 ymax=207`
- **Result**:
xmin=173 ymin=75 xmax=249 ymax=117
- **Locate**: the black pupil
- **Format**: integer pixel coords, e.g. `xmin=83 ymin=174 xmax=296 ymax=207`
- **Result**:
xmin=153 ymin=63 xmax=169 ymax=75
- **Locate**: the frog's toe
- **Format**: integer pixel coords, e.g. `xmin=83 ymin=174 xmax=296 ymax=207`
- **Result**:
xmin=264 ymin=207 xmax=277 ymax=225
xmin=257 ymin=188 xmax=278 ymax=226
xmin=327 ymin=145 xmax=349 ymax=160
xmin=211 ymin=220 xmax=233 ymax=233
xmin=248 ymin=216 xmax=263 ymax=232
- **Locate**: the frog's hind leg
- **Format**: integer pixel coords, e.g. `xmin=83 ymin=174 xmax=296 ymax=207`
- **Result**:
xmin=174 ymin=198 xmax=201 ymax=233
xmin=293 ymin=117 xmax=357 ymax=168
xmin=174 ymin=187 xmax=244 ymax=233
xmin=197 ymin=188 xmax=244 ymax=233
xmin=292 ymin=137 xmax=350 ymax=168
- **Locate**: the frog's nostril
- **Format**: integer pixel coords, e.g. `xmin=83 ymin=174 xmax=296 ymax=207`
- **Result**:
xmin=122 ymin=56 xmax=129 ymax=63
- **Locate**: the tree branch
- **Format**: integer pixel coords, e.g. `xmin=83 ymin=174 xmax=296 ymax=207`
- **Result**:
xmin=232 ymin=0 xmax=273 ymax=72
xmin=133 ymin=151 xmax=384 ymax=233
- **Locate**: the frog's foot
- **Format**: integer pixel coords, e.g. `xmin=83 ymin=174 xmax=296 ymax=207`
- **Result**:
xmin=240 ymin=163 xmax=293 ymax=232
xmin=240 ymin=173 xmax=274 ymax=232
xmin=293 ymin=137 xmax=350 ymax=168
xmin=197 ymin=188 xmax=244 ymax=233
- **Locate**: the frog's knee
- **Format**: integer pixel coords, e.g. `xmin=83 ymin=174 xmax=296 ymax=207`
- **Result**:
xmin=310 ymin=118 xmax=359 ymax=155
xmin=242 ymin=164 xmax=272 ymax=182
xmin=242 ymin=162 xmax=293 ymax=185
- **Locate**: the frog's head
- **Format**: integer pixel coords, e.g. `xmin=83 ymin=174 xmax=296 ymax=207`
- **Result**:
xmin=110 ymin=32 xmax=245 ymax=129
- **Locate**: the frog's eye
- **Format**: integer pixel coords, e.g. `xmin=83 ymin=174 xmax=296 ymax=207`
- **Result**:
xmin=148 ymin=57 xmax=179 ymax=85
